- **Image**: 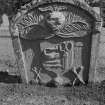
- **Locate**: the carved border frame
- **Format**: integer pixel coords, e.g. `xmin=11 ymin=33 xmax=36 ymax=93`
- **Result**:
xmin=10 ymin=0 xmax=102 ymax=84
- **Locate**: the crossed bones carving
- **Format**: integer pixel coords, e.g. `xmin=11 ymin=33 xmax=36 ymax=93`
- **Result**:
xmin=32 ymin=66 xmax=85 ymax=85
xmin=32 ymin=40 xmax=85 ymax=85
xmin=32 ymin=66 xmax=42 ymax=83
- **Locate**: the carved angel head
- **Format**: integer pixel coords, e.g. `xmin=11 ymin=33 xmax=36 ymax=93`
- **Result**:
xmin=46 ymin=11 xmax=65 ymax=29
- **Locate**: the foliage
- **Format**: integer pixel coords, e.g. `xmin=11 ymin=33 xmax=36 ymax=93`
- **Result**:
xmin=0 ymin=0 xmax=32 ymax=25
xmin=2 ymin=82 xmax=104 ymax=104
xmin=0 ymin=0 xmax=32 ymax=15
xmin=84 ymin=0 xmax=100 ymax=7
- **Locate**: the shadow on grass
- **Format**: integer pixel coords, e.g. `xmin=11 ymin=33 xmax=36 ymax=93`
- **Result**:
xmin=0 ymin=71 xmax=22 ymax=83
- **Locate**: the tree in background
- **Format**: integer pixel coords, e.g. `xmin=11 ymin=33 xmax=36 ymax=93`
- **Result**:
xmin=0 ymin=0 xmax=32 ymax=25
xmin=0 ymin=0 xmax=103 ymax=26
xmin=84 ymin=0 xmax=101 ymax=7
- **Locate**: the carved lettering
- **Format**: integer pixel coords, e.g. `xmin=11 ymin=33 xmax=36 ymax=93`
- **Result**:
xmin=39 ymin=5 xmax=67 ymax=12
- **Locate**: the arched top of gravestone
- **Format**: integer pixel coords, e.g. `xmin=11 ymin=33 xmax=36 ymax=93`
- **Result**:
xmin=10 ymin=0 xmax=101 ymax=39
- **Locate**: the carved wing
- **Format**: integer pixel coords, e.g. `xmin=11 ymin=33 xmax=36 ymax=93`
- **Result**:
xmin=15 ymin=3 xmax=92 ymax=39
xmin=57 ymin=22 xmax=88 ymax=35
xmin=17 ymin=11 xmax=55 ymax=39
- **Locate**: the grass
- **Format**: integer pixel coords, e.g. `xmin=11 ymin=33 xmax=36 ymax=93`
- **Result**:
xmin=0 ymin=81 xmax=104 ymax=105
xmin=0 ymin=37 xmax=104 ymax=104
xmin=0 ymin=57 xmax=104 ymax=104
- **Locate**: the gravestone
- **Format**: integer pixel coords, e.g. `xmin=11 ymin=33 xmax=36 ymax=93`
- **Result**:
xmin=10 ymin=0 xmax=101 ymax=86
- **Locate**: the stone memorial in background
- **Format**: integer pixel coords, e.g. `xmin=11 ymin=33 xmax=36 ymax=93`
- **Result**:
xmin=10 ymin=0 xmax=101 ymax=87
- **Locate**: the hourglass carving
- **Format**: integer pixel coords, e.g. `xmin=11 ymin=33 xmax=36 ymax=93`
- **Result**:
xmin=39 ymin=40 xmax=85 ymax=85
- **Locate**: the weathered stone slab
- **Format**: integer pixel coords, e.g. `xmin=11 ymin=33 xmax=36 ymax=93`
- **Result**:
xmin=10 ymin=0 xmax=101 ymax=85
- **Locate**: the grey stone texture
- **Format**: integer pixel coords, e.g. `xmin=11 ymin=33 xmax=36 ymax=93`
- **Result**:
xmin=95 ymin=28 xmax=105 ymax=82
xmin=0 ymin=0 xmax=105 ymax=83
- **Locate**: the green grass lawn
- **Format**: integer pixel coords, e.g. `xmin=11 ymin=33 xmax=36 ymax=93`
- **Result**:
xmin=0 ymin=82 xmax=104 ymax=105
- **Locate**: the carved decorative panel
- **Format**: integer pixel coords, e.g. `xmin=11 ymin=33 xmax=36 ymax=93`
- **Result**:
xmin=10 ymin=0 xmax=101 ymax=85
xmin=19 ymin=34 xmax=92 ymax=87
xmin=16 ymin=3 xmax=93 ymax=40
